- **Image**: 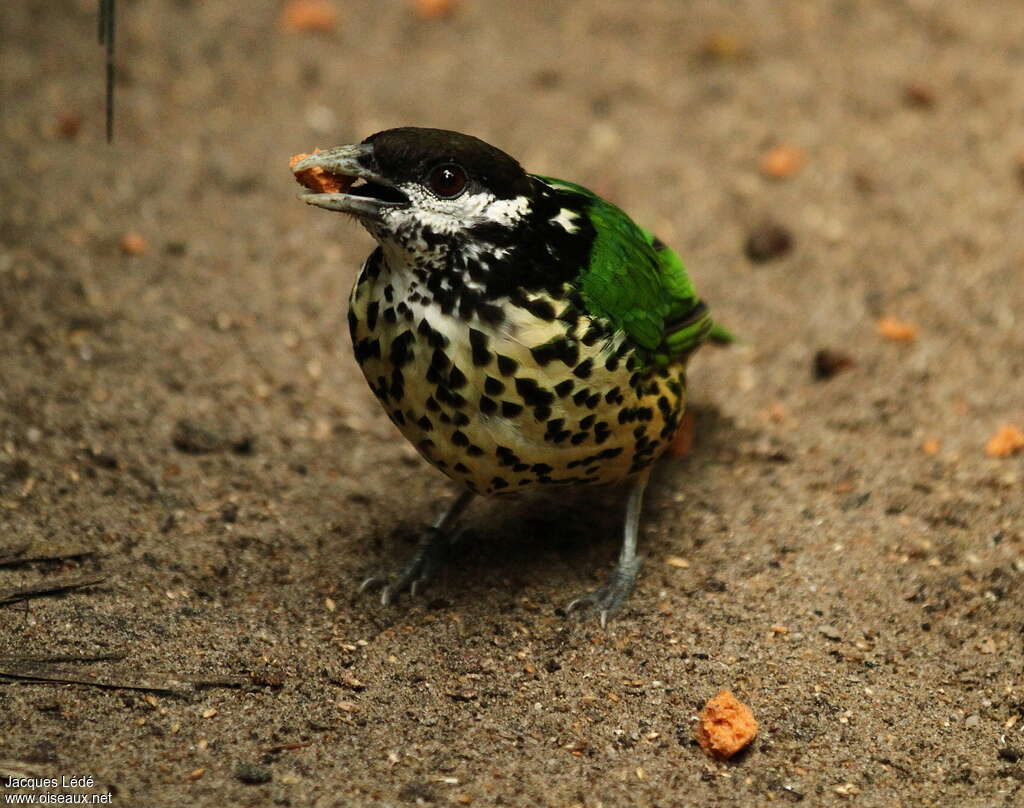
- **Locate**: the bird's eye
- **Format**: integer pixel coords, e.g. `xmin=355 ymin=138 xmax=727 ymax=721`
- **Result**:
xmin=426 ymin=164 xmax=467 ymax=199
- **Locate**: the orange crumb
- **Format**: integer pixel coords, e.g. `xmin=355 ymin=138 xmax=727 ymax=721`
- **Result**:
xmin=290 ymin=149 xmax=350 ymax=194
xmin=412 ymin=0 xmax=458 ymax=18
xmin=56 ymin=112 xmax=82 ymax=140
xmin=698 ymin=32 xmax=749 ymax=61
xmin=696 ymin=690 xmax=758 ymax=759
xmin=921 ymin=438 xmax=941 ymax=456
xmin=877 ymin=316 xmax=918 ymax=343
xmin=985 ymin=424 xmax=1024 ymax=458
xmin=668 ymin=410 xmax=696 ymax=458
xmin=764 ymin=402 xmax=787 ymax=423
xmin=279 ymin=0 xmax=337 ymax=33
xmin=119 ymin=232 xmax=147 ymax=255
xmin=759 ymin=145 xmax=805 ymax=179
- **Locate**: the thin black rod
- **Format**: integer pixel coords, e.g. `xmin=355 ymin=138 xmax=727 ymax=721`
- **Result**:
xmin=99 ymin=0 xmax=116 ymax=142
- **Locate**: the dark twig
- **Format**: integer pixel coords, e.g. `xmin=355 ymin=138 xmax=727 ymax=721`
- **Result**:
xmin=0 ymin=666 xmax=188 ymax=695
xmin=0 ymin=653 xmax=127 ymax=665
xmin=263 ymin=742 xmax=313 ymax=754
xmin=0 ymin=549 xmax=96 ymax=568
xmin=98 ymin=0 xmax=116 ymax=142
xmin=0 ymin=665 xmax=248 ymax=696
xmin=0 ymin=575 xmax=106 ymax=607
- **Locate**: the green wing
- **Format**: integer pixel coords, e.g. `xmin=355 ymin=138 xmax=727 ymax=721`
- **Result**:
xmin=539 ymin=176 xmax=727 ymax=366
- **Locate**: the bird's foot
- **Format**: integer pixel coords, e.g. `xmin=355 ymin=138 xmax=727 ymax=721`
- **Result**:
xmin=565 ymin=556 xmax=644 ymax=628
xmin=359 ymin=526 xmax=451 ymax=605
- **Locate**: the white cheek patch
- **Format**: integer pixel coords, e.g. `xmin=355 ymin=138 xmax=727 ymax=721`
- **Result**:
xmin=386 ymin=186 xmax=531 ymax=238
xmin=484 ymin=195 xmax=531 ymax=226
xmin=549 ymin=208 xmax=580 ymax=233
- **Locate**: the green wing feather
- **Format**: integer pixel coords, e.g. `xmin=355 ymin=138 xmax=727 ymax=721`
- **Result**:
xmin=539 ymin=176 xmax=727 ymax=366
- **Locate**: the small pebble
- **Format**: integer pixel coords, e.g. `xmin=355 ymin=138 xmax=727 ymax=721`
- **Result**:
xmin=813 ymin=349 xmax=855 ymax=380
xmin=235 ymin=762 xmax=272 ymax=785
xmin=903 ymin=81 xmax=936 ymax=109
xmin=745 ymin=221 xmax=793 ymax=263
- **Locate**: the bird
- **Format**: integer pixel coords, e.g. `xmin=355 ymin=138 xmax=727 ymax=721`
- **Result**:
xmin=291 ymin=127 xmax=729 ymax=624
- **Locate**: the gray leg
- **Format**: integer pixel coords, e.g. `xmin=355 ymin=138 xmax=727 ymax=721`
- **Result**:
xmin=566 ymin=469 xmax=650 ymax=627
xmin=360 ymin=489 xmax=475 ymax=605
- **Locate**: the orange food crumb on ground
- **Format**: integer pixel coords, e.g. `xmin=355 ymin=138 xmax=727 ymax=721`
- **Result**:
xmin=696 ymin=690 xmax=758 ymax=759
xmin=985 ymin=424 xmax=1024 ymax=458
xmin=290 ymin=149 xmax=350 ymax=194
xmin=119 ymin=232 xmax=147 ymax=255
xmin=877 ymin=316 xmax=918 ymax=342
xmin=412 ymin=0 xmax=458 ymax=18
xmin=921 ymin=438 xmax=941 ymax=456
xmin=668 ymin=410 xmax=696 ymax=458
xmin=759 ymin=145 xmax=805 ymax=179
xmin=55 ymin=112 xmax=83 ymax=140
xmin=279 ymin=0 xmax=337 ymax=32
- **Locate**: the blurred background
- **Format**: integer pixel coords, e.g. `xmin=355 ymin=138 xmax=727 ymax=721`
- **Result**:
xmin=2 ymin=1 xmax=1024 ymax=805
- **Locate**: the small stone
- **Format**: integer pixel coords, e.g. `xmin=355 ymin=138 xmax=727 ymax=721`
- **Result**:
xmin=819 ymin=625 xmax=842 ymax=642
xmin=759 ymin=145 xmax=805 ymax=179
xmin=813 ymin=349 xmax=855 ymax=380
xmin=171 ymin=419 xmax=254 ymax=455
xmin=903 ymin=81 xmax=936 ymax=109
xmin=964 ymin=714 xmax=980 ymax=728
xmin=745 ymin=221 xmax=793 ymax=263
xmin=665 ymin=556 xmax=690 ymax=569
xmin=235 ymin=762 xmax=272 ymax=785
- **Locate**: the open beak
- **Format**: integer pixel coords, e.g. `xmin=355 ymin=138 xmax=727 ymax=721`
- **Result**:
xmin=291 ymin=144 xmax=409 ymax=219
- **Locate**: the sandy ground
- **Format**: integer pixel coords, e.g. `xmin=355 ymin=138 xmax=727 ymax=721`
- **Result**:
xmin=2 ymin=1 xmax=1024 ymax=805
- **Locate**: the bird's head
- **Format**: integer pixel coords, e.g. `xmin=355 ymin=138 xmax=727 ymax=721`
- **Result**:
xmin=292 ymin=127 xmax=535 ymax=259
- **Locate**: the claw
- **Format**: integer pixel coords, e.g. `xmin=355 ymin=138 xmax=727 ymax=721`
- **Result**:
xmin=359 ymin=575 xmax=387 ymax=594
xmin=356 ymin=490 xmax=477 ymax=608
xmin=563 ymin=565 xmax=639 ymax=627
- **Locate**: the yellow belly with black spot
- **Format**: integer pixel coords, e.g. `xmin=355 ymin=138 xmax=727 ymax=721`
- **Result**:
xmin=349 ymin=261 xmax=687 ymax=496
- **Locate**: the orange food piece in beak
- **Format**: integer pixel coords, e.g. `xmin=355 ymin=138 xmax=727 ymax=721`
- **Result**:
xmin=290 ymin=148 xmax=352 ymax=194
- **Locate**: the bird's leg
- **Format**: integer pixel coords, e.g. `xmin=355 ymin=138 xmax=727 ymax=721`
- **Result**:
xmin=567 ymin=469 xmax=650 ymax=627
xmin=360 ymin=489 xmax=475 ymax=605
